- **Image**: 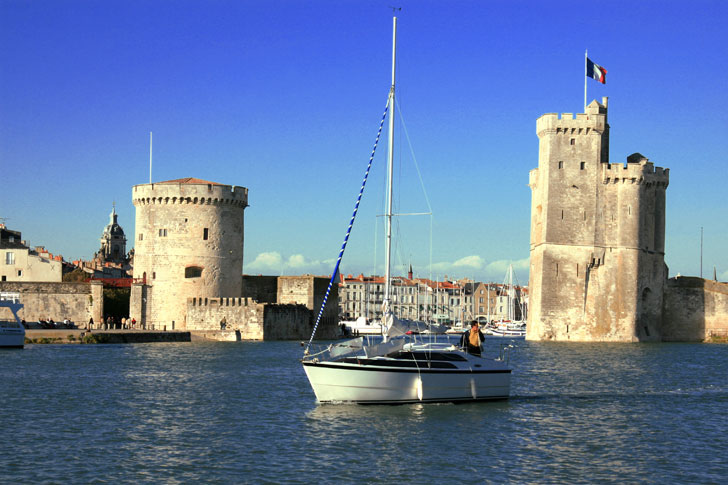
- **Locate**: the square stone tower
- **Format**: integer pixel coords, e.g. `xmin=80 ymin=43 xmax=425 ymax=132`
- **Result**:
xmin=527 ymin=98 xmax=669 ymax=342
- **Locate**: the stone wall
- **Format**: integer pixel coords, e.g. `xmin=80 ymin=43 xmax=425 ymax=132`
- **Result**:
xmin=242 ymin=275 xmax=278 ymax=303
xmin=0 ymin=281 xmax=103 ymax=325
xmin=186 ymin=297 xmax=266 ymax=339
xmin=662 ymin=277 xmax=728 ymax=341
xmin=184 ymin=295 xmax=339 ymax=340
xmin=263 ymin=304 xmax=316 ymax=340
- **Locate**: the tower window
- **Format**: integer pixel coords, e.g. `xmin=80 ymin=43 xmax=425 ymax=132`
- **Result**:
xmin=570 ymin=138 xmax=575 ymax=145
xmin=153 ymin=272 xmax=156 ymax=279
xmin=203 ymin=228 xmax=209 ymax=240
xmin=580 ymin=161 xmax=585 ymax=170
xmin=558 ymin=161 xmax=564 ymax=169
xmin=159 ymin=229 xmax=168 ymax=237
xmin=139 ymin=233 xmax=143 ymax=241
xmin=185 ymin=266 xmax=203 ymax=278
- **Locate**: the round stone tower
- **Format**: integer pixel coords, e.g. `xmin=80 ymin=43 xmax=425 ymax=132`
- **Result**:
xmin=129 ymin=178 xmax=248 ymax=329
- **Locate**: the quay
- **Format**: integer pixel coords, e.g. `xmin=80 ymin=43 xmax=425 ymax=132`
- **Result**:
xmin=25 ymin=328 xmax=191 ymax=344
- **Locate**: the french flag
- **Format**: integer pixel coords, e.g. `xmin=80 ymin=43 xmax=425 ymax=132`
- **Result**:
xmin=586 ymin=57 xmax=607 ymax=84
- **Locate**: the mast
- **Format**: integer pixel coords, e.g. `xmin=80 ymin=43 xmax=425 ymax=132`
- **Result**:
xmin=383 ymin=16 xmax=397 ymax=318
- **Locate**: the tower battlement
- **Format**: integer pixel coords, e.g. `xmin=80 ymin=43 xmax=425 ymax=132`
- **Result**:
xmin=536 ymin=98 xmax=609 ymax=137
xmin=133 ymin=180 xmax=248 ymax=207
xmin=601 ymin=157 xmax=669 ymax=186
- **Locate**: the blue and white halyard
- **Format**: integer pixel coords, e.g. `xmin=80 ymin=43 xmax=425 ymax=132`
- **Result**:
xmin=301 ymin=17 xmax=512 ymax=404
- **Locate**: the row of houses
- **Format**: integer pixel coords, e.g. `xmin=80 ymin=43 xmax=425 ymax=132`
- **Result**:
xmin=338 ymin=270 xmax=528 ymax=324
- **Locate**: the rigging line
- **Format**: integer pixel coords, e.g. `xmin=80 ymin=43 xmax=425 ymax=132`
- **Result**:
xmin=395 ymin=99 xmax=433 ymax=215
xmin=304 ymin=96 xmax=391 ymax=356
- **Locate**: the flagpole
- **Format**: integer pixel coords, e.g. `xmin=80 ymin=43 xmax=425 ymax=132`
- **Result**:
xmin=149 ymin=131 xmax=153 ymax=184
xmin=584 ymin=49 xmax=588 ymax=112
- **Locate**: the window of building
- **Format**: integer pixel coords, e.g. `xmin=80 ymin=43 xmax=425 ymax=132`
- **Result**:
xmin=185 ymin=266 xmax=203 ymax=278
xmin=203 ymin=228 xmax=209 ymax=240
xmin=580 ymin=161 xmax=585 ymax=170
xmin=139 ymin=233 xmax=143 ymax=241
xmin=479 ymin=297 xmax=484 ymax=303
xmin=8 ymin=236 xmax=14 ymax=243
xmin=5 ymin=252 xmax=14 ymax=265
xmin=17 ymin=270 xmax=22 ymax=277
xmin=570 ymin=138 xmax=575 ymax=145
xmin=153 ymin=272 xmax=156 ymax=279
xmin=558 ymin=161 xmax=564 ymax=169
xmin=159 ymin=229 xmax=168 ymax=237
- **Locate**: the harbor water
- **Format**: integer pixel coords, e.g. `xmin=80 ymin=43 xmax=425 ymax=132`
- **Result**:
xmin=2 ymin=338 xmax=727 ymax=483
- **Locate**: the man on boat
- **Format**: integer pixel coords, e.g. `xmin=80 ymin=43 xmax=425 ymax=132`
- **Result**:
xmin=460 ymin=320 xmax=485 ymax=357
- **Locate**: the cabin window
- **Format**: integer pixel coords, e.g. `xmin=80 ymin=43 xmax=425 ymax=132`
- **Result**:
xmin=185 ymin=266 xmax=203 ymax=278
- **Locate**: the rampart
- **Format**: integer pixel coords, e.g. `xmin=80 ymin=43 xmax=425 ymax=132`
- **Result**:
xmin=662 ymin=277 xmax=728 ymax=341
xmin=184 ymin=296 xmax=316 ymax=340
xmin=242 ymin=275 xmax=278 ymax=303
xmin=0 ymin=281 xmax=103 ymax=325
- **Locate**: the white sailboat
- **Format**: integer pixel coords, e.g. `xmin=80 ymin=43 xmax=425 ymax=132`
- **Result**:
xmin=488 ymin=264 xmax=526 ymax=337
xmin=301 ymin=17 xmax=511 ymax=404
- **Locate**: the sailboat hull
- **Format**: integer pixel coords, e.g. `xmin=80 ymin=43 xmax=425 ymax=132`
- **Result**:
xmin=302 ymin=359 xmax=510 ymax=404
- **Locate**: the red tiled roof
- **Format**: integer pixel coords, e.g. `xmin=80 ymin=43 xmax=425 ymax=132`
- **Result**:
xmin=158 ymin=178 xmax=225 ymax=186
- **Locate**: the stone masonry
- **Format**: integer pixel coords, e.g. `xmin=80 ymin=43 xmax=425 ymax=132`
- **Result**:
xmin=0 ymin=281 xmax=103 ymax=325
xmin=527 ymin=98 xmax=670 ymax=342
xmin=129 ymin=178 xmax=248 ymax=330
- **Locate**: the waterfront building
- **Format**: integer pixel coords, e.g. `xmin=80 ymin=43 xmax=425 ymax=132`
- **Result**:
xmin=0 ymin=225 xmax=62 ymax=282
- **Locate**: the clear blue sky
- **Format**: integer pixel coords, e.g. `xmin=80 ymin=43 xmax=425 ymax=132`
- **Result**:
xmin=1 ymin=0 xmax=726 ymax=284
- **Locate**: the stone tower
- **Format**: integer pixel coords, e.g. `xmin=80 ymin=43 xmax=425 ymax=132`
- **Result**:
xmin=129 ymin=178 xmax=248 ymax=329
xmin=527 ymin=98 xmax=669 ymax=342
xmin=99 ymin=205 xmax=127 ymax=263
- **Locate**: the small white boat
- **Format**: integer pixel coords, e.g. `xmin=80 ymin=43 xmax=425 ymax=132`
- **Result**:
xmin=0 ymin=292 xmax=25 ymax=349
xmin=303 ymin=336 xmax=511 ymax=404
xmin=341 ymin=316 xmax=385 ymax=336
xmin=302 ymin=17 xmax=512 ymax=404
